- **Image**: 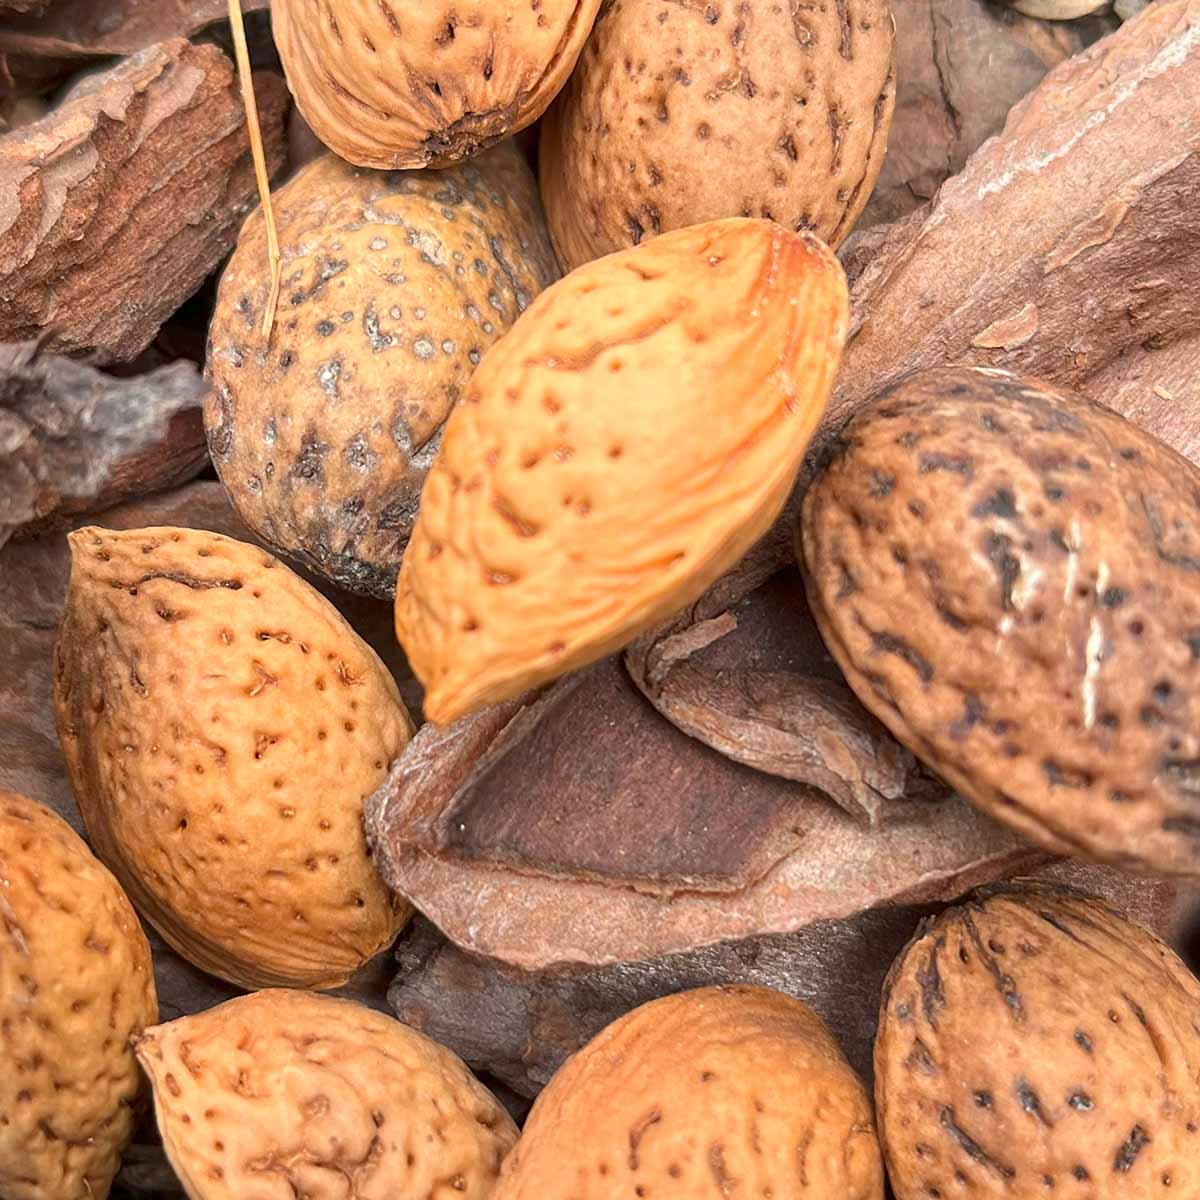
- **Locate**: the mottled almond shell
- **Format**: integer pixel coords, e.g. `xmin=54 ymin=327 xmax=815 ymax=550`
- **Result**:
xmin=0 ymin=790 xmax=157 ymax=1200
xmin=272 ymin=0 xmax=603 ymax=169
xmin=395 ymin=218 xmax=849 ymax=724
xmin=800 ymin=367 xmax=1200 ymax=875
xmin=493 ymin=985 xmax=883 ymax=1200
xmin=539 ymin=0 xmax=896 ymax=270
xmin=53 ymin=526 xmax=413 ymax=991
xmin=207 ymin=143 xmax=559 ymax=599
xmin=136 ymin=989 xmax=518 ymax=1200
xmin=875 ymin=882 xmax=1200 ymax=1198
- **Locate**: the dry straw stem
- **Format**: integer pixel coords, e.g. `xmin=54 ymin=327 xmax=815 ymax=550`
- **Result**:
xmin=226 ymin=0 xmax=280 ymax=340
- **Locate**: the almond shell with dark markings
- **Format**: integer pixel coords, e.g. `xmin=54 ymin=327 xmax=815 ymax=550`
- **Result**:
xmin=53 ymin=525 xmax=414 ymax=990
xmin=207 ymin=142 xmax=559 ymax=599
xmin=875 ymin=881 xmax=1200 ymax=1198
xmin=538 ymin=0 xmax=896 ymax=270
xmin=800 ymin=366 xmax=1200 ymax=875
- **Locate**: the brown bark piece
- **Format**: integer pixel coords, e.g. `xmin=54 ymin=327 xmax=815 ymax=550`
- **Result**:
xmin=1084 ymin=332 xmax=1200 ymax=464
xmin=625 ymin=564 xmax=940 ymax=825
xmin=388 ymin=863 xmax=1180 ymax=1098
xmin=0 ymin=342 xmax=208 ymax=548
xmin=366 ymin=653 xmax=1038 ymax=970
xmin=0 ymin=0 xmax=273 ymax=93
xmin=0 ymin=40 xmax=288 ymax=362
xmin=860 ymin=0 xmax=1111 ymax=228
xmin=833 ymin=1 xmax=1200 ymax=433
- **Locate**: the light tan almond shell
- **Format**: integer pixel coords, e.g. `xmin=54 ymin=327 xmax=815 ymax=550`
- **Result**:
xmin=539 ymin=0 xmax=896 ymax=271
xmin=492 ymin=985 xmax=883 ymax=1200
xmin=875 ymin=883 xmax=1200 ymax=1198
xmin=136 ymin=989 xmax=518 ymax=1200
xmin=0 ymin=789 xmax=157 ymax=1200
xmin=271 ymin=0 xmax=603 ymax=169
xmin=53 ymin=526 xmax=413 ymax=991
xmin=394 ymin=218 xmax=849 ymax=724
xmin=206 ymin=143 xmax=560 ymax=600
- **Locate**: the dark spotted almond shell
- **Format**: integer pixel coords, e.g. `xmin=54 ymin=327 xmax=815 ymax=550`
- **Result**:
xmin=801 ymin=366 xmax=1200 ymax=875
xmin=207 ymin=142 xmax=559 ymax=599
xmin=539 ymin=0 xmax=896 ymax=269
xmin=875 ymin=881 xmax=1200 ymax=1198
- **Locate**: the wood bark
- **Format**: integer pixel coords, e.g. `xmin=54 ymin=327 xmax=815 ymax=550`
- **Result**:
xmin=0 ymin=0 xmax=273 ymax=94
xmin=0 ymin=343 xmax=209 ymax=547
xmin=365 ymin=639 xmax=1038 ymax=970
xmin=860 ymin=0 xmax=1112 ymax=227
xmin=833 ymin=0 xmax=1200 ymax=442
xmin=0 ymin=40 xmax=287 ymax=362
xmin=388 ymin=862 xmax=1184 ymax=1098
xmin=624 ymin=561 xmax=940 ymax=825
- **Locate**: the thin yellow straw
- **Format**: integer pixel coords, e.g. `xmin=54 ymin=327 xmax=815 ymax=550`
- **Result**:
xmin=227 ymin=0 xmax=281 ymax=341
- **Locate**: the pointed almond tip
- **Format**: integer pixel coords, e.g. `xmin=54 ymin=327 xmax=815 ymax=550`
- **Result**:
xmin=422 ymin=696 xmax=455 ymax=728
xmin=65 ymin=526 xmax=93 ymax=551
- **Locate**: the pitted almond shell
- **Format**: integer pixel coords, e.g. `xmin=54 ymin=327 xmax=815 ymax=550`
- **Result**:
xmin=54 ymin=525 xmax=413 ymax=990
xmin=137 ymin=989 xmax=518 ymax=1200
xmin=394 ymin=218 xmax=849 ymax=724
xmin=272 ymin=0 xmax=602 ymax=168
xmin=0 ymin=789 xmax=157 ymax=1200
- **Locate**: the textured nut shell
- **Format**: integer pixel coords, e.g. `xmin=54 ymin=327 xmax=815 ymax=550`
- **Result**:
xmin=0 ymin=790 xmax=157 ymax=1200
xmin=272 ymin=0 xmax=602 ymax=169
xmin=800 ymin=367 xmax=1200 ymax=875
xmin=493 ymin=985 xmax=883 ymax=1200
xmin=538 ymin=0 xmax=896 ymax=271
xmin=875 ymin=883 xmax=1200 ymax=1197
xmin=207 ymin=143 xmax=560 ymax=599
xmin=395 ymin=218 xmax=849 ymax=724
xmin=53 ymin=526 xmax=413 ymax=990
xmin=136 ymin=989 xmax=518 ymax=1200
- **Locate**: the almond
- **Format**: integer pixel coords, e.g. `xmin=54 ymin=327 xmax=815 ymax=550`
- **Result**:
xmin=206 ymin=142 xmax=559 ymax=598
xmin=0 ymin=789 xmax=157 ymax=1200
xmin=137 ymin=989 xmax=518 ymax=1200
xmin=54 ymin=525 xmax=413 ymax=990
xmin=493 ymin=985 xmax=883 ymax=1200
xmin=875 ymin=881 xmax=1200 ymax=1197
xmin=272 ymin=0 xmax=602 ymax=169
xmin=394 ymin=218 xmax=849 ymax=724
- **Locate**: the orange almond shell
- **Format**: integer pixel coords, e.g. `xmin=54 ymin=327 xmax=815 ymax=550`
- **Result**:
xmin=394 ymin=218 xmax=849 ymax=724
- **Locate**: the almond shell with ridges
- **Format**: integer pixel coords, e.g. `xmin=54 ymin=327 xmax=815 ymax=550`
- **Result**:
xmin=135 ymin=989 xmax=517 ymax=1200
xmin=875 ymin=882 xmax=1200 ymax=1198
xmin=0 ymin=789 xmax=157 ymax=1200
xmin=395 ymin=217 xmax=849 ymax=724
xmin=271 ymin=0 xmax=602 ymax=169
xmin=53 ymin=525 xmax=413 ymax=991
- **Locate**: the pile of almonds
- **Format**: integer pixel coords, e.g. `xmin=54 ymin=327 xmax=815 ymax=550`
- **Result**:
xmin=1 ymin=1 xmax=1200 ymax=1198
